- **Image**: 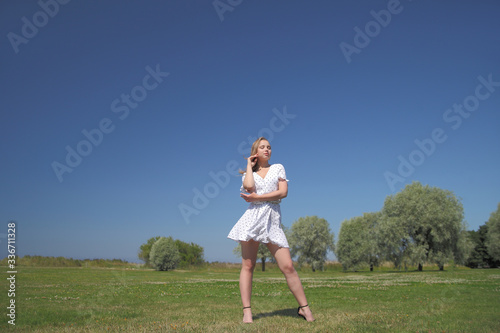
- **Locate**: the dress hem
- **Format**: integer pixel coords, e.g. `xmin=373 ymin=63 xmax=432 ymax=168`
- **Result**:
xmin=227 ymin=236 xmax=289 ymax=248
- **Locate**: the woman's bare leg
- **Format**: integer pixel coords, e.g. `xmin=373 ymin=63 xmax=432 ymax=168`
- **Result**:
xmin=240 ymin=240 xmax=259 ymax=323
xmin=266 ymin=243 xmax=315 ymax=322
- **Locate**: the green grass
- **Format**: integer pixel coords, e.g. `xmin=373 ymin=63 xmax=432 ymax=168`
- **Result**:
xmin=1 ymin=264 xmax=499 ymax=332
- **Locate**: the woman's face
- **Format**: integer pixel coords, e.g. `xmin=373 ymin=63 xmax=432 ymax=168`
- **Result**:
xmin=256 ymin=140 xmax=271 ymax=161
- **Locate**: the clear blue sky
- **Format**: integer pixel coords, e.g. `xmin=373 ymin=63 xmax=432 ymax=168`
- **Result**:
xmin=1 ymin=0 xmax=499 ymax=263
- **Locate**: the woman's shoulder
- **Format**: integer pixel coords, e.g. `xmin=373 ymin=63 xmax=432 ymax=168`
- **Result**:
xmin=272 ymin=163 xmax=285 ymax=169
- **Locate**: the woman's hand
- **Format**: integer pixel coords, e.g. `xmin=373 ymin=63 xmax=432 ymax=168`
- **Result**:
xmin=240 ymin=192 xmax=260 ymax=202
xmin=246 ymin=153 xmax=258 ymax=169
xmin=242 ymin=154 xmax=257 ymax=191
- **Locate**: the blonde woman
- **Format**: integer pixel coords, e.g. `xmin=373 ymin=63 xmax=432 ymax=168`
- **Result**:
xmin=227 ymin=137 xmax=315 ymax=323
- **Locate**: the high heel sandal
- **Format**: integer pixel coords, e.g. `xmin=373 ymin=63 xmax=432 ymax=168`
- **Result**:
xmin=297 ymin=304 xmax=314 ymax=321
xmin=242 ymin=306 xmax=252 ymax=323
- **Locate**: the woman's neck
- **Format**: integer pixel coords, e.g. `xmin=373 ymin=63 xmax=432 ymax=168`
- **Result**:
xmin=257 ymin=162 xmax=270 ymax=170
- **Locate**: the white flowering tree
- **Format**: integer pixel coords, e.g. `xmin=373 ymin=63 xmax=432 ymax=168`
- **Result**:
xmin=150 ymin=236 xmax=181 ymax=271
xmin=486 ymin=203 xmax=500 ymax=261
xmin=336 ymin=212 xmax=381 ymax=271
xmin=289 ymin=216 xmax=335 ymax=272
xmin=380 ymin=181 xmax=470 ymax=271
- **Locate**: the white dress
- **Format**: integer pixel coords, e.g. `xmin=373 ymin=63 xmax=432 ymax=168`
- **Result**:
xmin=227 ymin=163 xmax=289 ymax=248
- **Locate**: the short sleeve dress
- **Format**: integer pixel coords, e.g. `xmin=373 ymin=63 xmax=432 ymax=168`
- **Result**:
xmin=227 ymin=163 xmax=289 ymax=248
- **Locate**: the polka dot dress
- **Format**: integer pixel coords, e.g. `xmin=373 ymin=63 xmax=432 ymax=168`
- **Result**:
xmin=227 ymin=164 xmax=289 ymax=248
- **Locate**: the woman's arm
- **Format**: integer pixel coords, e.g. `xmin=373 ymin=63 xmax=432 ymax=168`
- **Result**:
xmin=241 ymin=179 xmax=288 ymax=202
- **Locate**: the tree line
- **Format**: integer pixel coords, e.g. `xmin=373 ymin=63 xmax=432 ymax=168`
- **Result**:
xmin=465 ymin=203 xmax=500 ymax=268
xmin=0 ymin=255 xmax=133 ymax=268
xmin=138 ymin=217 xmax=336 ymax=272
xmin=336 ymin=182 xmax=500 ymax=271
xmin=139 ymin=181 xmax=500 ymax=272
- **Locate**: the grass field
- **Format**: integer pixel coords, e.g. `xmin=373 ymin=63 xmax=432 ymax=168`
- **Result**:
xmin=1 ymin=264 xmax=499 ymax=332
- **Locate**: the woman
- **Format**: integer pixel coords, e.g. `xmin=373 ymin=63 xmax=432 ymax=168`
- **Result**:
xmin=227 ymin=137 xmax=315 ymax=323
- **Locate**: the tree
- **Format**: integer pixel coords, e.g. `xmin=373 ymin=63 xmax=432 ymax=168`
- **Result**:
xmin=174 ymin=239 xmax=205 ymax=267
xmin=138 ymin=236 xmax=161 ymax=266
xmin=139 ymin=237 xmax=205 ymax=268
xmin=453 ymin=226 xmax=473 ymax=269
xmin=465 ymin=224 xmax=500 ymax=268
xmin=289 ymin=216 xmax=335 ymax=272
xmin=466 ymin=228 xmax=486 ymax=268
xmin=149 ymin=237 xmax=181 ymax=271
xmin=336 ymin=212 xmax=381 ymax=271
xmin=380 ymin=181 xmax=469 ymax=271
xmin=486 ymin=203 xmax=500 ymax=261
xmin=378 ymin=212 xmax=413 ymax=270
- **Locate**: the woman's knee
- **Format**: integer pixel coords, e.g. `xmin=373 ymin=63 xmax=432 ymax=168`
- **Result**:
xmin=280 ymin=262 xmax=296 ymax=275
xmin=242 ymin=259 xmax=256 ymax=272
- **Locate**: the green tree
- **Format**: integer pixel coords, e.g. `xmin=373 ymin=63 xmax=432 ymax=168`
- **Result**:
xmin=486 ymin=203 xmax=500 ymax=261
xmin=174 ymin=239 xmax=205 ymax=267
xmin=378 ymin=212 xmax=411 ymax=270
xmin=289 ymin=216 xmax=335 ymax=272
xmin=336 ymin=212 xmax=381 ymax=271
xmin=465 ymin=224 xmax=500 ymax=268
xmin=380 ymin=181 xmax=469 ymax=271
xmin=466 ymin=228 xmax=486 ymax=268
xmin=138 ymin=236 xmax=161 ymax=267
xmin=150 ymin=236 xmax=181 ymax=271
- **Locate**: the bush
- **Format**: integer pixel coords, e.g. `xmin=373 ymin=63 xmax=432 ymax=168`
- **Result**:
xmin=138 ymin=236 xmax=161 ymax=267
xmin=150 ymin=237 xmax=181 ymax=271
xmin=174 ymin=239 xmax=205 ymax=267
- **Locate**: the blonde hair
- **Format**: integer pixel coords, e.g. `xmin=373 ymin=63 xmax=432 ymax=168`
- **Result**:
xmin=239 ymin=137 xmax=270 ymax=174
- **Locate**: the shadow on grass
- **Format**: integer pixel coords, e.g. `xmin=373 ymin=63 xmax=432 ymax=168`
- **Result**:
xmin=376 ymin=269 xmax=452 ymax=274
xmin=253 ymin=308 xmax=299 ymax=321
xmin=343 ymin=269 xmax=457 ymax=274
